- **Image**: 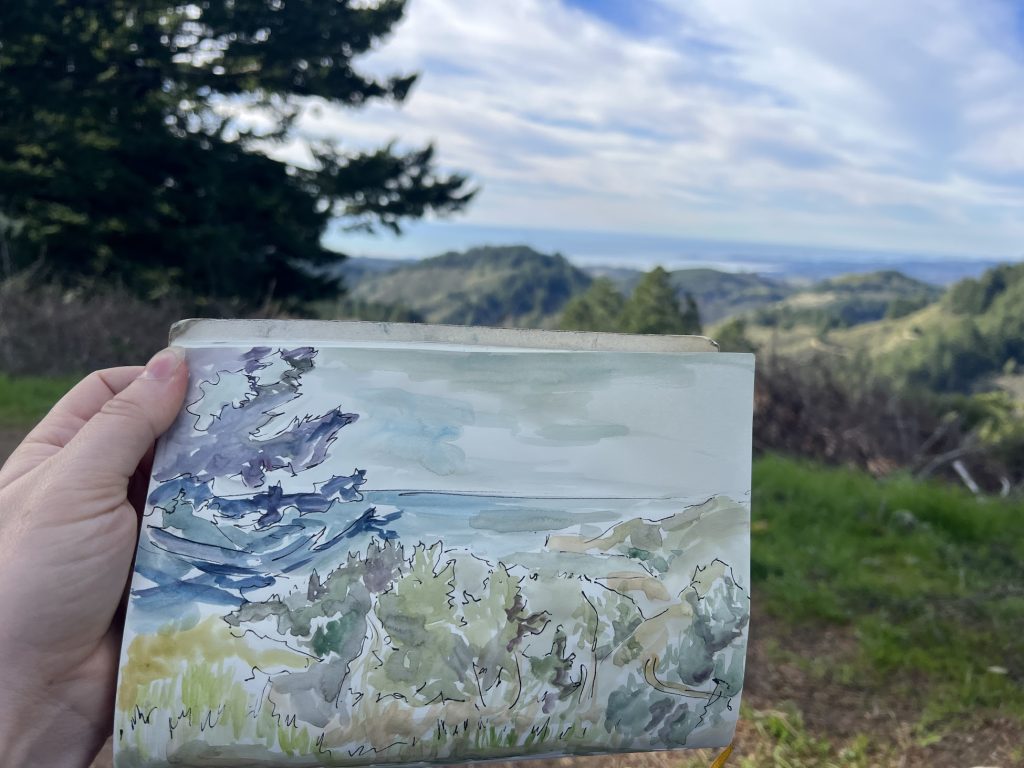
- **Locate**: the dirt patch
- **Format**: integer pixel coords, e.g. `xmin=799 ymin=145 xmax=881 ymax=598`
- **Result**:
xmin=742 ymin=601 xmax=917 ymax=738
xmin=740 ymin=603 xmax=1023 ymax=768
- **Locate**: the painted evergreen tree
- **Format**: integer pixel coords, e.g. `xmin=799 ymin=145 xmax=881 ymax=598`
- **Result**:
xmin=140 ymin=346 xmax=374 ymax=607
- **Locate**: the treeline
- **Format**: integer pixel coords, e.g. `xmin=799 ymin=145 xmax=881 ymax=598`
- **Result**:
xmin=558 ymin=267 xmax=702 ymax=335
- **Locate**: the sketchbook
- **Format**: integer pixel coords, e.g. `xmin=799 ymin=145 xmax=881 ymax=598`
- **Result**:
xmin=114 ymin=320 xmax=754 ymax=767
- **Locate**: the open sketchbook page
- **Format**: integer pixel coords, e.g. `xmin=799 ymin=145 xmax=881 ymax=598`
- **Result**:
xmin=114 ymin=321 xmax=753 ymax=767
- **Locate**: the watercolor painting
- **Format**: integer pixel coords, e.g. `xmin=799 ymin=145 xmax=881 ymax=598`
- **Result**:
xmin=114 ymin=329 xmax=753 ymax=767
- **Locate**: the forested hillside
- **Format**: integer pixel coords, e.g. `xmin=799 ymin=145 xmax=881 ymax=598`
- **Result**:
xmin=347 ymin=246 xmax=591 ymax=327
xmin=751 ymin=270 xmax=939 ymax=331
xmin=875 ymin=262 xmax=1024 ymax=392
xmin=741 ymin=262 xmax=1024 ymax=396
xmin=341 ymin=251 xmax=938 ymax=329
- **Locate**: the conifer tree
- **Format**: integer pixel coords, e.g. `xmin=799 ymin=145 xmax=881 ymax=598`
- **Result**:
xmin=559 ymin=277 xmax=627 ymax=332
xmin=0 ymin=0 xmax=474 ymax=303
xmin=620 ymin=267 xmax=702 ymax=335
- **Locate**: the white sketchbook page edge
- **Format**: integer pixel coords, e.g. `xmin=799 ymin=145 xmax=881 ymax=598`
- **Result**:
xmin=169 ymin=318 xmax=720 ymax=354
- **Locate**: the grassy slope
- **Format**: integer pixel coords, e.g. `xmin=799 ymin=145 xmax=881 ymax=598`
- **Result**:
xmin=0 ymin=374 xmax=76 ymax=427
xmin=743 ymin=302 xmax=957 ymax=359
xmin=739 ymin=271 xmax=941 ymax=346
xmin=741 ymin=267 xmax=1024 ymax=399
xmin=752 ymin=455 xmax=1023 ymax=727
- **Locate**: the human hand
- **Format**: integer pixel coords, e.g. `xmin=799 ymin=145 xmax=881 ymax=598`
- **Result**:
xmin=0 ymin=348 xmax=188 ymax=768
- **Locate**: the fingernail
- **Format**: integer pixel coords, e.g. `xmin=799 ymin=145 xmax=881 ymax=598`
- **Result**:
xmin=139 ymin=346 xmax=186 ymax=380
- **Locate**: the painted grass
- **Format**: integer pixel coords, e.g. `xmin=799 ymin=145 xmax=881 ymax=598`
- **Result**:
xmin=751 ymin=455 xmax=1024 ymax=729
xmin=0 ymin=374 xmax=77 ymax=427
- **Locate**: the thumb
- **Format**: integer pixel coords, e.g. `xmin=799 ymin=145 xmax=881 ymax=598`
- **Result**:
xmin=60 ymin=347 xmax=189 ymax=481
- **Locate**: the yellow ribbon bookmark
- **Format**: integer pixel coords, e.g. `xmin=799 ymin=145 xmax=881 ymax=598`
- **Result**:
xmin=710 ymin=744 xmax=734 ymax=767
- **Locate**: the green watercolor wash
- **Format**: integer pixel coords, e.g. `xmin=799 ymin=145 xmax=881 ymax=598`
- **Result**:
xmin=118 ymin=502 xmax=751 ymax=765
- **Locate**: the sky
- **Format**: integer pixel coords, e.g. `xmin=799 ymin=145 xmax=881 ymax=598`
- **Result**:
xmin=263 ymin=0 xmax=1024 ymax=265
xmin=199 ymin=346 xmax=754 ymax=501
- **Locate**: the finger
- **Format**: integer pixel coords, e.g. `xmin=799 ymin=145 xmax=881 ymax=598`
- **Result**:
xmin=0 ymin=367 xmax=143 ymax=489
xmin=58 ymin=347 xmax=188 ymax=483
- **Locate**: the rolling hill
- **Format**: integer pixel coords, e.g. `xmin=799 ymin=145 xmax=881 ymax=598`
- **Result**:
xmin=743 ymin=262 xmax=1024 ymax=395
xmin=338 ymin=249 xmax=951 ymax=335
xmin=747 ymin=269 xmax=941 ymax=331
xmin=346 ymin=245 xmax=592 ymax=327
xmin=330 ymin=255 xmax=411 ymax=288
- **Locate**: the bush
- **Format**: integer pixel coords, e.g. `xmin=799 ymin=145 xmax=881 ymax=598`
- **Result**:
xmin=0 ymin=275 xmax=252 ymax=375
xmin=754 ymin=354 xmax=1016 ymax=491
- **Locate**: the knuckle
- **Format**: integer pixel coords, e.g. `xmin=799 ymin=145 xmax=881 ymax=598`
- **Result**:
xmin=82 ymin=369 xmax=111 ymax=392
xmin=99 ymin=395 xmax=152 ymax=433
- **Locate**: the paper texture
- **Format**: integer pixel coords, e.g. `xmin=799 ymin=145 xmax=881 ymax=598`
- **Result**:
xmin=114 ymin=321 xmax=753 ymax=767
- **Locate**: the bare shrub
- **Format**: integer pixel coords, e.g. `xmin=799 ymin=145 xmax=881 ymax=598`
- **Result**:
xmin=0 ymin=275 xmax=259 ymax=375
xmin=754 ymin=353 xmax=1012 ymax=492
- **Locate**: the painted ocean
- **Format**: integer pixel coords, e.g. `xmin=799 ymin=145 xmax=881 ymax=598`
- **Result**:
xmin=131 ymin=488 xmax=732 ymax=620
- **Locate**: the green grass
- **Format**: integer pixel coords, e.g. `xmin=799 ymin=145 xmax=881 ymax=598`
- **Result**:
xmin=752 ymin=454 xmax=1024 ymax=727
xmin=0 ymin=374 xmax=77 ymax=427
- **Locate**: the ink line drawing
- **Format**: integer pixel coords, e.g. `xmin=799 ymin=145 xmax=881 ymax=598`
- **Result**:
xmin=114 ymin=340 xmax=753 ymax=766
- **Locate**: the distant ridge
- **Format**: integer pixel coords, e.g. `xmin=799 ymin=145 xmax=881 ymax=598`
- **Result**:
xmin=335 ymin=247 xmax=959 ymax=328
xmin=747 ymin=270 xmax=941 ymax=330
xmin=345 ymin=245 xmax=591 ymax=328
xmin=337 ymin=225 xmax=1009 ymax=287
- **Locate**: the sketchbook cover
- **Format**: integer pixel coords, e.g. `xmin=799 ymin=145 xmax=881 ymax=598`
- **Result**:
xmin=114 ymin=320 xmax=754 ymax=767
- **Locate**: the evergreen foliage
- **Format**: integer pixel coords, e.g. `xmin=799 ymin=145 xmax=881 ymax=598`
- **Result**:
xmin=558 ymin=278 xmax=626 ymax=332
xmin=880 ymin=263 xmax=1024 ymax=392
xmin=617 ymin=267 xmax=702 ymax=335
xmin=0 ymin=0 xmax=474 ymax=304
xmin=557 ymin=267 xmax=702 ymax=336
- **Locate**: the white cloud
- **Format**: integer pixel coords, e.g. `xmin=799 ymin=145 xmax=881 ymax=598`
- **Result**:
xmin=258 ymin=0 xmax=1024 ymax=257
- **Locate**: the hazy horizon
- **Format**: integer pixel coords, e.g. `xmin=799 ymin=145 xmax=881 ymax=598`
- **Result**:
xmin=328 ymin=222 xmax=1010 ymax=285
